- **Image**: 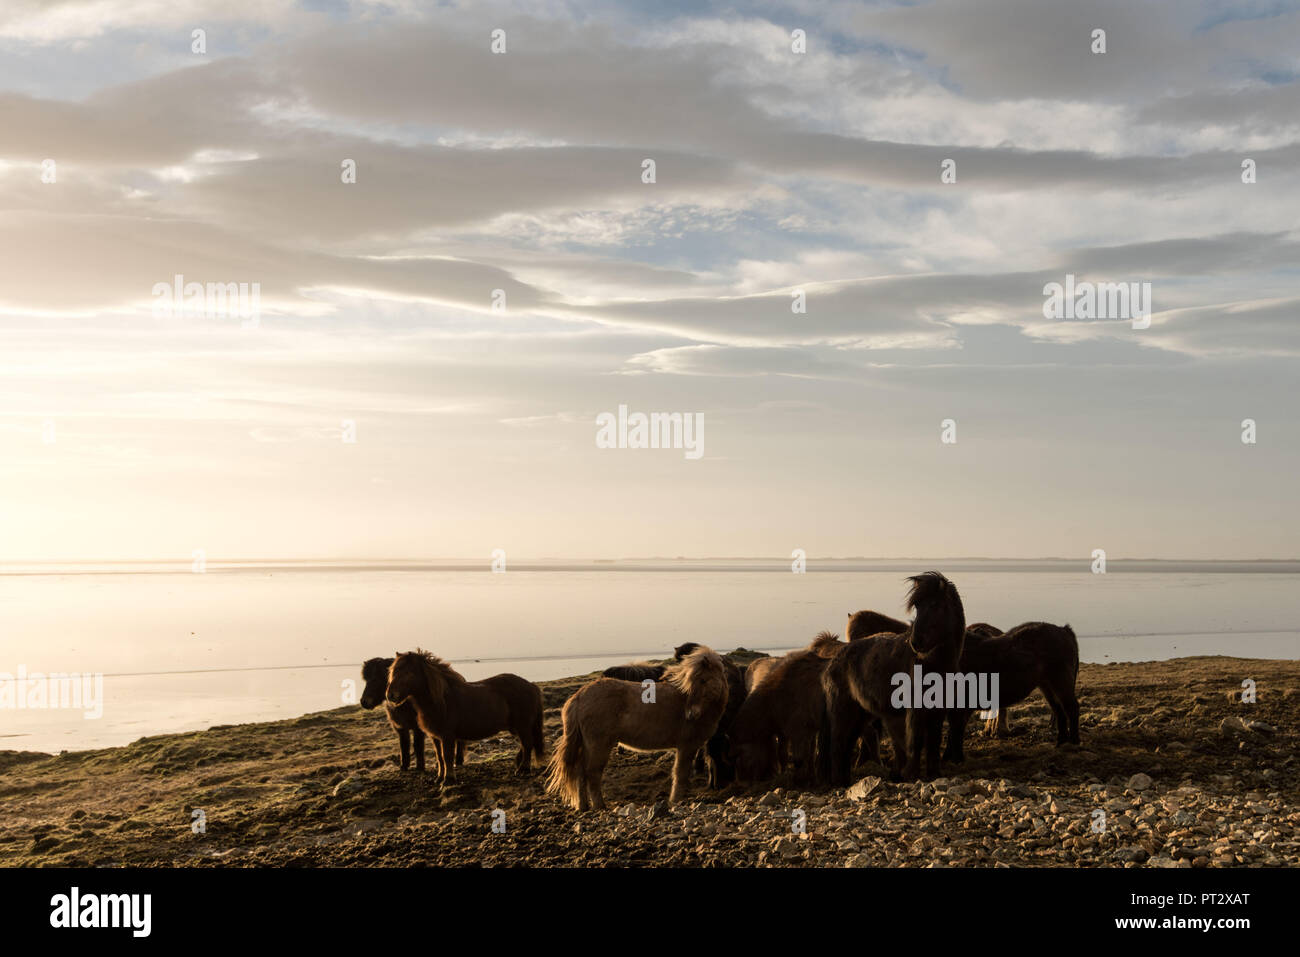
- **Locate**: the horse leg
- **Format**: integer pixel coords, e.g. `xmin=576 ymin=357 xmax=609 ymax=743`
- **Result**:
xmin=398 ymin=728 xmax=411 ymax=771
xmin=438 ymin=737 xmax=456 ymax=785
xmin=669 ymin=748 xmax=693 ymax=804
xmin=828 ymin=702 xmax=865 ymax=788
xmin=1040 ymin=686 xmax=1069 ymax=745
xmin=413 ymin=728 xmax=426 ymax=772
xmin=901 ymin=711 xmax=926 ymax=781
xmin=584 ymin=745 xmax=609 ymax=811
xmin=575 ymin=743 xmax=590 ymax=812
xmin=455 ymin=740 xmax=466 ymax=767
xmin=881 ymin=714 xmax=908 ymax=781
xmin=514 ymin=731 xmax=529 ymax=775
xmin=856 ymin=719 xmax=881 ymax=768
xmin=1057 ymin=682 xmax=1081 ymax=744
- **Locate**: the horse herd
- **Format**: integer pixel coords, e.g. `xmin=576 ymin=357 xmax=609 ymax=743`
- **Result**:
xmin=359 ymin=571 xmax=1082 ymax=812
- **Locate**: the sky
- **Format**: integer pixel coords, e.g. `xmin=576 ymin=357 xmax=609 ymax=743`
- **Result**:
xmin=0 ymin=0 xmax=1297 ymax=561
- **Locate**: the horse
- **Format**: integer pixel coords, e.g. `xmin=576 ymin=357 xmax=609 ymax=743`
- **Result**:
xmin=808 ymin=630 xmax=847 ymax=657
xmin=846 ymin=610 xmax=908 ymax=642
xmin=960 ymin=622 xmax=1012 ymax=735
xmin=385 ymin=651 xmax=546 ymax=784
xmin=745 ymin=656 xmax=781 ymax=692
xmin=823 ymin=572 xmax=966 ymax=784
xmin=546 ymin=645 xmax=729 ymax=810
xmin=704 ymin=656 xmax=748 ymax=788
xmin=728 ymin=645 xmax=832 ymax=785
xmin=602 ymin=663 xmax=666 ymax=682
xmin=359 ymin=657 xmax=465 ymax=774
xmin=943 ymin=622 xmax=1080 ymax=763
xmin=841 ymin=614 xmax=1004 ymax=760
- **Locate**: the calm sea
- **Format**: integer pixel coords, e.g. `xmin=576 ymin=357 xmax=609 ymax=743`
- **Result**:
xmin=1 ymin=559 xmax=1297 ymax=753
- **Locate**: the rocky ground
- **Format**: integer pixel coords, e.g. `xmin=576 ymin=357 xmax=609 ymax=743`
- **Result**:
xmin=1 ymin=654 xmax=1296 ymax=867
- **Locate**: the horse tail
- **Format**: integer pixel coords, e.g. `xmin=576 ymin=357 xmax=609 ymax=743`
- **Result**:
xmin=545 ymin=692 xmax=584 ymax=809
xmin=1064 ymin=624 xmax=1079 ymax=683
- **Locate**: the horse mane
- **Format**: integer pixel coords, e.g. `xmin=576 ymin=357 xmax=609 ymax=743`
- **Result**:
xmin=807 ymin=630 xmax=844 ymax=657
xmin=393 ymin=649 xmax=467 ymax=708
xmin=905 ymin=570 xmax=952 ymax=612
xmin=673 ymin=641 xmax=702 ymax=660
xmin=362 ymin=656 xmax=393 ymax=682
xmin=662 ymin=645 xmax=726 ymax=714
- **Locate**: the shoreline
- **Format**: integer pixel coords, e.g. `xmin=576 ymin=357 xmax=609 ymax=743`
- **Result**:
xmin=7 ymin=642 xmax=1300 ymax=756
xmin=1 ymin=653 xmax=1295 ymax=868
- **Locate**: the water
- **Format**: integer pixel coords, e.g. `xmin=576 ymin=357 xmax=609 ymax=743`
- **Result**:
xmin=1 ymin=560 xmax=1297 ymax=753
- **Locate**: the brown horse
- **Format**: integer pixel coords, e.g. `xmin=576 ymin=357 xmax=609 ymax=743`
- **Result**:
xmin=745 ymin=655 xmax=781 ymax=692
xmin=846 ymin=610 xmax=908 ymax=642
xmin=823 ymin=572 xmax=967 ymax=784
xmin=843 ymin=615 xmax=1004 ymax=755
xmin=359 ymin=657 xmax=465 ymax=774
xmin=808 ymin=630 xmax=847 ymax=657
xmin=602 ymin=662 xmax=666 ymax=681
xmin=943 ymin=621 xmax=1080 ymax=762
xmin=547 ymin=646 xmax=729 ymax=810
xmin=385 ymin=651 xmax=545 ymax=784
xmin=728 ymin=645 xmax=832 ymax=785
xmin=962 ymin=622 xmax=1011 ymax=735
xmin=704 ymin=656 xmax=748 ymax=788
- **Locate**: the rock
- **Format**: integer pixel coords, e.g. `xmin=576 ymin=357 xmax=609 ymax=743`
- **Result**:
xmin=646 ymin=801 xmax=670 ymax=821
xmin=847 ymin=776 xmax=883 ymax=801
xmin=757 ymin=791 xmax=782 ymax=807
xmin=772 ymin=835 xmax=802 ymax=859
xmin=331 ymin=775 xmax=366 ymax=797
xmin=1246 ymin=721 xmax=1276 ymax=734
xmin=1219 ymin=716 xmax=1250 ymax=735
xmin=1127 ymin=773 xmax=1153 ymax=792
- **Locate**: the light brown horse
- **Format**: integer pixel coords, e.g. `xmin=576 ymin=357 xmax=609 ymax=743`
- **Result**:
xmin=547 ymin=645 xmax=729 ymax=810
xmin=385 ymin=650 xmax=545 ymax=784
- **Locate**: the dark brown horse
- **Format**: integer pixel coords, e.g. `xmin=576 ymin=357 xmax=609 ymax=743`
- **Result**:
xmin=385 ymin=651 xmax=545 ymax=784
xmin=729 ymin=645 xmax=831 ymax=785
xmin=943 ymin=621 xmax=1080 ymax=762
xmin=704 ymin=656 xmax=748 ymax=788
xmin=846 ymin=610 xmax=908 ymax=642
xmin=602 ymin=663 xmax=666 ymax=681
xmin=360 ymin=657 xmax=465 ymax=774
xmin=823 ymin=572 xmax=967 ymax=784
